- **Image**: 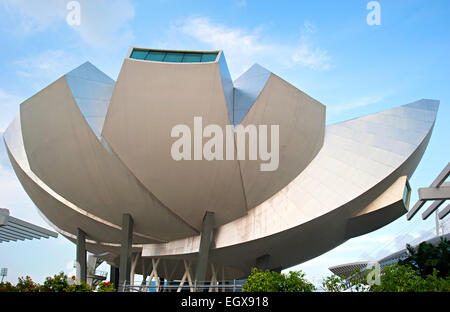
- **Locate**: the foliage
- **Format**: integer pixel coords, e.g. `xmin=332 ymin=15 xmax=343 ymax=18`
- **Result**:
xmin=322 ymin=263 xmax=450 ymax=292
xmin=399 ymin=238 xmax=449 ymax=279
xmin=0 ymin=281 xmax=16 ymax=292
xmin=242 ymin=268 xmax=315 ymax=292
xmin=321 ymin=238 xmax=450 ymax=292
xmin=242 ymin=268 xmax=284 ymax=292
xmin=40 ymin=272 xmax=70 ymax=292
xmin=1 ymin=272 xmax=94 ymax=292
xmin=370 ymin=264 xmax=450 ymax=292
xmin=97 ymin=281 xmax=115 ymax=292
xmin=15 ymin=276 xmax=40 ymax=292
xmin=65 ymin=281 xmax=94 ymax=292
xmin=282 ymin=270 xmax=316 ymax=292
xmin=321 ymin=274 xmax=347 ymax=292
xmin=41 ymin=272 xmax=93 ymax=292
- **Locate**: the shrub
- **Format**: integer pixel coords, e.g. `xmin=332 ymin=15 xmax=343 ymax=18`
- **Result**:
xmin=282 ymin=271 xmax=316 ymax=292
xmin=242 ymin=268 xmax=315 ymax=292
xmin=321 ymin=274 xmax=347 ymax=292
xmin=97 ymin=281 xmax=115 ymax=292
xmin=322 ymin=263 xmax=450 ymax=292
xmin=40 ymin=272 xmax=93 ymax=292
xmin=370 ymin=264 xmax=450 ymax=292
xmin=15 ymin=276 xmax=40 ymax=292
xmin=40 ymin=272 xmax=70 ymax=292
xmin=65 ymin=281 xmax=93 ymax=292
xmin=0 ymin=281 xmax=16 ymax=292
xmin=399 ymin=238 xmax=449 ymax=279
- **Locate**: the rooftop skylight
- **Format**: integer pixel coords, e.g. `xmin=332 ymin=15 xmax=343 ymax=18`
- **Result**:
xmin=130 ymin=49 xmax=218 ymax=63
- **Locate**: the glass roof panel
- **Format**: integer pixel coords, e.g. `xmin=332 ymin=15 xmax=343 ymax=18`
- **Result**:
xmin=130 ymin=49 xmax=218 ymax=63
xmin=130 ymin=50 xmax=148 ymax=60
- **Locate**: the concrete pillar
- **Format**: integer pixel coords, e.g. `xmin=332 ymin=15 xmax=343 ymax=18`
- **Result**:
xmin=110 ymin=265 xmax=119 ymax=291
xmin=194 ymin=211 xmax=215 ymax=286
xmin=271 ymin=267 xmax=282 ymax=274
xmin=76 ymin=228 xmax=87 ymax=283
xmin=255 ymin=254 xmax=270 ymax=271
xmin=119 ymin=213 xmax=133 ymax=290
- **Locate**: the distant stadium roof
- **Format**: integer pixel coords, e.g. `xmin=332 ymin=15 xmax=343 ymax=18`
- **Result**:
xmin=329 ymin=232 xmax=450 ymax=278
xmin=0 ymin=208 xmax=58 ymax=243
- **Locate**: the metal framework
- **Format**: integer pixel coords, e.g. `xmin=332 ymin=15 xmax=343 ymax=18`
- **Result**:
xmin=0 ymin=208 xmax=57 ymax=243
xmin=87 ymin=254 xmax=107 ymax=286
xmin=123 ymin=282 xmax=243 ymax=293
xmin=407 ymin=162 xmax=450 ymax=222
xmin=125 ymin=259 xmax=242 ymax=292
xmin=114 ymin=258 xmax=238 ymax=292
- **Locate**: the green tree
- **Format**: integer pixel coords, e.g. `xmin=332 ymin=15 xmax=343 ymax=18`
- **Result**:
xmin=40 ymin=272 xmax=93 ymax=292
xmin=0 ymin=281 xmax=16 ymax=292
xmin=40 ymin=272 xmax=70 ymax=292
xmin=370 ymin=263 xmax=450 ymax=292
xmin=283 ymin=271 xmax=316 ymax=292
xmin=242 ymin=268 xmax=315 ymax=292
xmin=65 ymin=281 xmax=93 ymax=292
xmin=97 ymin=281 xmax=115 ymax=292
xmin=15 ymin=276 xmax=40 ymax=292
xmin=321 ymin=274 xmax=347 ymax=292
xmin=399 ymin=238 xmax=449 ymax=278
xmin=323 ymin=264 xmax=450 ymax=292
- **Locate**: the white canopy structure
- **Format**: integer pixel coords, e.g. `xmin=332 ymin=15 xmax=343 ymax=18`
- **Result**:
xmin=0 ymin=208 xmax=57 ymax=243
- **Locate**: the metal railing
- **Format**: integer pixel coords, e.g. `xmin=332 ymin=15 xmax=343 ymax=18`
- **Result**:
xmin=119 ymin=280 xmax=245 ymax=292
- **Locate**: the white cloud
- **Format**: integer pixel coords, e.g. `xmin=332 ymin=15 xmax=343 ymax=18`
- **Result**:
xmin=232 ymin=0 xmax=247 ymax=8
xmin=350 ymin=233 xmax=398 ymax=245
xmin=1 ymin=0 xmax=66 ymax=32
xmin=166 ymin=17 xmax=331 ymax=77
xmin=328 ymin=95 xmax=386 ymax=113
xmin=178 ymin=17 xmax=269 ymax=56
xmin=292 ymin=21 xmax=332 ymax=71
xmin=74 ymin=0 xmax=135 ymax=48
xmin=14 ymin=49 xmax=82 ymax=90
xmin=171 ymin=17 xmax=271 ymax=76
xmin=1 ymin=0 xmax=135 ymax=49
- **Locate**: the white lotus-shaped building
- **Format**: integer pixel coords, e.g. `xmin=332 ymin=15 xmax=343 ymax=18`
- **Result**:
xmin=3 ymin=48 xmax=439 ymax=286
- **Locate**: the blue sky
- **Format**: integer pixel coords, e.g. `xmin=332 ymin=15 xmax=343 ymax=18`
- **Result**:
xmin=0 ymin=0 xmax=449 ymax=287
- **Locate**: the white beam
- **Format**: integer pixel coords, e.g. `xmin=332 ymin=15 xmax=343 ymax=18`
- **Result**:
xmin=130 ymin=253 xmax=140 ymax=286
xmin=418 ymin=184 xmax=450 ymax=201
xmin=422 ymin=200 xmax=445 ymax=220
xmin=438 ymin=203 xmax=450 ymax=220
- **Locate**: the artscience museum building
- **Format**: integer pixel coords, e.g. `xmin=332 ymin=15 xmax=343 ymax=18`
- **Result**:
xmin=3 ymin=47 xmax=439 ymax=288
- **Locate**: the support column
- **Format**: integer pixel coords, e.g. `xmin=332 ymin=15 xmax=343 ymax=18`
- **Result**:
xmin=119 ymin=213 xmax=133 ymax=291
xmin=255 ymin=254 xmax=270 ymax=271
xmin=110 ymin=265 xmax=119 ymax=291
xmin=194 ymin=211 xmax=215 ymax=286
xmin=271 ymin=267 xmax=282 ymax=273
xmin=76 ymin=228 xmax=87 ymax=283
